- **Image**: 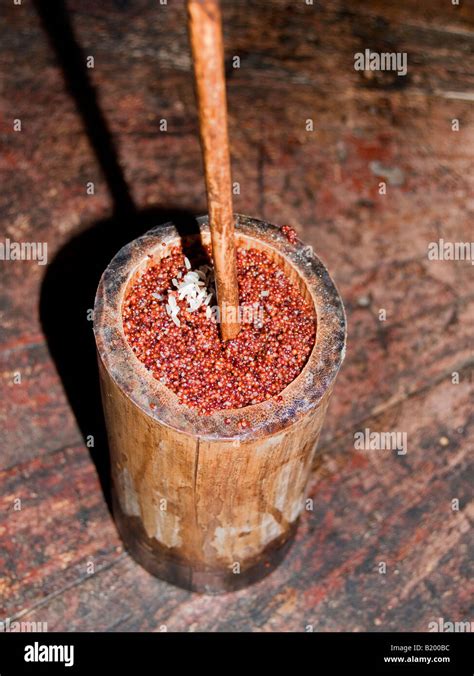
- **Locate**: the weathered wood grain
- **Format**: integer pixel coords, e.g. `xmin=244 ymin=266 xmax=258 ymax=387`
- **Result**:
xmin=0 ymin=444 xmax=122 ymax=619
xmin=0 ymin=343 xmax=82 ymax=468
xmin=0 ymin=0 xmax=472 ymax=630
xmin=1 ymin=370 xmax=471 ymax=629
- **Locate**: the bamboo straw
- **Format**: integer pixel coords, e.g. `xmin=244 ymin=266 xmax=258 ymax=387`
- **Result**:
xmin=187 ymin=0 xmax=240 ymax=341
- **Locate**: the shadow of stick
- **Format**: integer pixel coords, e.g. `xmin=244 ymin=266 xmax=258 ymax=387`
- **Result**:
xmin=36 ymin=0 xmax=203 ymax=511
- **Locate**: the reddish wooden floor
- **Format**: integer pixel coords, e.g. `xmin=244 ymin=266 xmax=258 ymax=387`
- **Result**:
xmin=1 ymin=0 xmax=473 ymax=631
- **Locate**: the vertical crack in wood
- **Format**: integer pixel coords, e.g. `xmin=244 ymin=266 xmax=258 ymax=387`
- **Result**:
xmin=191 ymin=436 xmax=201 ymax=589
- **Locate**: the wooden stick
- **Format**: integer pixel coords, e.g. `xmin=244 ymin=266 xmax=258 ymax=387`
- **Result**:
xmin=187 ymin=0 xmax=240 ymax=341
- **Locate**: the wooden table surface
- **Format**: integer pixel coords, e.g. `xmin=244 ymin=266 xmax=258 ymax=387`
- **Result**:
xmin=1 ymin=0 xmax=472 ymax=631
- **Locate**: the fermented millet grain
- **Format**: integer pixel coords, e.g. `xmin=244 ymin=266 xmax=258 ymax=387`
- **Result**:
xmin=122 ymin=246 xmax=316 ymax=415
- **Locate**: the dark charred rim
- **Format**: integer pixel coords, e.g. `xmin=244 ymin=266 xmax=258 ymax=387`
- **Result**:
xmin=93 ymin=214 xmax=346 ymax=441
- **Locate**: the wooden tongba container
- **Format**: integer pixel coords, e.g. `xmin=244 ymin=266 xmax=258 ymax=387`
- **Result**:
xmin=94 ymin=215 xmax=346 ymax=594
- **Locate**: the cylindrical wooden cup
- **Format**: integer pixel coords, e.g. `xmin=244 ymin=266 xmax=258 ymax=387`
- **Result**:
xmin=94 ymin=214 xmax=346 ymax=594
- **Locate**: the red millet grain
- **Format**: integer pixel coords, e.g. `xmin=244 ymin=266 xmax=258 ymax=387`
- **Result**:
xmin=122 ymin=246 xmax=316 ymax=415
xmin=281 ymin=225 xmax=298 ymax=244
